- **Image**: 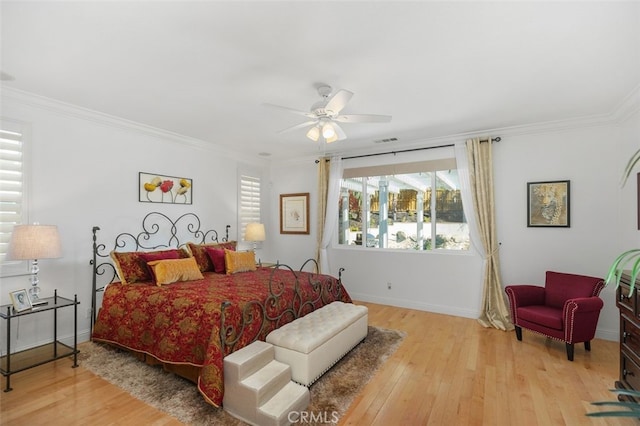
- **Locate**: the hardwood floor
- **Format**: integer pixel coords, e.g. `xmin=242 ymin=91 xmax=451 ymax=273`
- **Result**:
xmin=0 ymin=301 xmax=635 ymax=425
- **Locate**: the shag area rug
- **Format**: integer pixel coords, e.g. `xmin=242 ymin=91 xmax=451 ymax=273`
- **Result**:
xmin=79 ymin=326 xmax=405 ymax=425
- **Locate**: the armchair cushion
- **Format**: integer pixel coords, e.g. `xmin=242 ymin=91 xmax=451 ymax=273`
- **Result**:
xmin=518 ymin=305 xmax=563 ymax=330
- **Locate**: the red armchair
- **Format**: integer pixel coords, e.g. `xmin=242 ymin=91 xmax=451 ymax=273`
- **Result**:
xmin=505 ymin=271 xmax=605 ymax=361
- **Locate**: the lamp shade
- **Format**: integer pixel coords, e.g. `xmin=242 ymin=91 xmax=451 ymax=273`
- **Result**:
xmin=306 ymin=125 xmax=320 ymax=142
xmin=245 ymin=223 xmax=266 ymax=242
xmin=7 ymin=224 xmax=62 ymax=260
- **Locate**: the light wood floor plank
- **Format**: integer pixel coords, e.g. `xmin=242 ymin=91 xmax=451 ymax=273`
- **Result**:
xmin=0 ymin=301 xmax=635 ymax=425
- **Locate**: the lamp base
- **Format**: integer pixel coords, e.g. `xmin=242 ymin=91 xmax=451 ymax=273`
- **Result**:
xmin=28 ymin=285 xmax=41 ymax=301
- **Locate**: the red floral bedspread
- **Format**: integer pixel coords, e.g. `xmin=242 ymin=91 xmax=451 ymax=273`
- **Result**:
xmin=91 ymin=266 xmax=352 ymax=407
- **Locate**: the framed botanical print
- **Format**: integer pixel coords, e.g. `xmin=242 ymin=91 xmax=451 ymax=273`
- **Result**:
xmin=280 ymin=193 xmax=310 ymax=234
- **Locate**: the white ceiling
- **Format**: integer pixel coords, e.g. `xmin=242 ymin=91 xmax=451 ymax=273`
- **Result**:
xmin=1 ymin=1 xmax=639 ymax=161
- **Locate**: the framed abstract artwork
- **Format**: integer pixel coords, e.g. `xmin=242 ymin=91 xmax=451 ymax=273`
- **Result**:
xmin=527 ymin=180 xmax=570 ymax=228
xmin=280 ymin=193 xmax=310 ymax=234
xmin=139 ymin=172 xmax=192 ymax=204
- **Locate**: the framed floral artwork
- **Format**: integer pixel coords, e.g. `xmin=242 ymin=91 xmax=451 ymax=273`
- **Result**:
xmin=527 ymin=180 xmax=570 ymax=227
xmin=139 ymin=172 xmax=192 ymax=204
xmin=280 ymin=193 xmax=309 ymax=234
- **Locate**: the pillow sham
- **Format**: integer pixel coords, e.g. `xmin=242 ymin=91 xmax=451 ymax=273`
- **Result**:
xmin=203 ymin=246 xmax=232 ymax=273
xmin=146 ymin=257 xmax=204 ymax=286
xmin=111 ymin=248 xmax=189 ymax=285
xmin=225 ymin=249 xmax=256 ymax=275
xmin=187 ymin=241 xmax=237 ymax=272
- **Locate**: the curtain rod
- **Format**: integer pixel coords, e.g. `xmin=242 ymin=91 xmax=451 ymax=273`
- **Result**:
xmin=339 ymin=136 xmax=501 ymax=161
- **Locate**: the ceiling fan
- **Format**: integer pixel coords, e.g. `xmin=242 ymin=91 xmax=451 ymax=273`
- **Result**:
xmin=264 ymin=85 xmax=392 ymax=143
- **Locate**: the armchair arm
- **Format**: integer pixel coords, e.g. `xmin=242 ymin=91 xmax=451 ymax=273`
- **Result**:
xmin=504 ymin=285 xmax=546 ymax=307
xmin=563 ymin=296 xmax=604 ymax=343
xmin=563 ymin=297 xmax=604 ymax=313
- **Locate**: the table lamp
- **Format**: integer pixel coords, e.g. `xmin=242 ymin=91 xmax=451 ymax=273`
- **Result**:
xmin=245 ymin=222 xmax=265 ymax=263
xmin=7 ymin=224 xmax=62 ymax=305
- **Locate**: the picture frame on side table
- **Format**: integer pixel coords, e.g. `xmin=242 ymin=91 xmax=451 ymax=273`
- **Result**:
xmin=9 ymin=289 xmax=31 ymax=313
xmin=527 ymin=180 xmax=570 ymax=228
xmin=280 ymin=193 xmax=310 ymax=234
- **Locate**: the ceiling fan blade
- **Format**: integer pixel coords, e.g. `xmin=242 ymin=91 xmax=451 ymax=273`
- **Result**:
xmin=263 ymin=103 xmax=316 ymax=118
xmin=277 ymin=120 xmax=318 ymax=134
xmin=334 ymin=114 xmax=392 ymax=123
xmin=329 ymin=122 xmax=347 ymax=142
xmin=324 ymin=90 xmax=353 ymax=115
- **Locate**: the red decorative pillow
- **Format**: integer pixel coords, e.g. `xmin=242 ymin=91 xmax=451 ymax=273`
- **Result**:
xmin=111 ymin=249 xmax=188 ymax=284
xmin=204 ymin=246 xmax=235 ymax=273
xmin=187 ymin=241 xmax=237 ymax=272
xmin=139 ymin=250 xmax=181 ymax=263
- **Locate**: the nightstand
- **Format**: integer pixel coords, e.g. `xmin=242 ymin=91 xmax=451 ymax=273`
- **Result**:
xmin=0 ymin=289 xmax=79 ymax=392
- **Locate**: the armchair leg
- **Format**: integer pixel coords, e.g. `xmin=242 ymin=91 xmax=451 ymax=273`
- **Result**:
xmin=584 ymin=341 xmax=591 ymax=352
xmin=515 ymin=326 xmax=522 ymax=341
xmin=566 ymin=343 xmax=574 ymax=361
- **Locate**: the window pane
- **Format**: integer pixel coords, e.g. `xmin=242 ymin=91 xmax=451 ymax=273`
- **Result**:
xmin=434 ymin=170 xmax=469 ymax=250
xmin=339 ymin=166 xmax=469 ymax=251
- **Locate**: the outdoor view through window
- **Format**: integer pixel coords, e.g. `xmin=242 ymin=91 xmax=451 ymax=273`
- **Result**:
xmin=338 ymin=164 xmax=469 ymax=251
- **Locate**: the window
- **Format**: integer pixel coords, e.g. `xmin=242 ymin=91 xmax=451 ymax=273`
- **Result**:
xmin=338 ymin=148 xmax=469 ymax=251
xmin=238 ymin=173 xmax=261 ymax=242
xmin=0 ymin=121 xmax=28 ymax=272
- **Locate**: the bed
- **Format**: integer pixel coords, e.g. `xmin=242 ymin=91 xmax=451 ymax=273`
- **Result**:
xmin=89 ymin=212 xmax=352 ymax=407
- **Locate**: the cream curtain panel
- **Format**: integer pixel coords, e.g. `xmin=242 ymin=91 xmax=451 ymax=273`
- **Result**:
xmin=462 ymin=137 xmax=513 ymax=331
xmin=316 ymin=156 xmax=343 ymax=274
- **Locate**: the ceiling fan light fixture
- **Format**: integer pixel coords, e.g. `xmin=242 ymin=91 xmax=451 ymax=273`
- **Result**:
xmin=326 ymin=133 xmax=339 ymax=143
xmin=322 ymin=122 xmax=336 ymax=139
xmin=306 ymin=125 xmax=320 ymax=141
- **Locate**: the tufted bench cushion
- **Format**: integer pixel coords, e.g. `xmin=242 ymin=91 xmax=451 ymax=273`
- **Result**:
xmin=266 ymin=301 xmax=368 ymax=386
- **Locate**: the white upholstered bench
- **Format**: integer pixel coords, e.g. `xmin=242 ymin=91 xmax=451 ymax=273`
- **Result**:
xmin=265 ymin=301 xmax=368 ymax=386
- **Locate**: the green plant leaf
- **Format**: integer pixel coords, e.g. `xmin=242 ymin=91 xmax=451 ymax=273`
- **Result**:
xmin=611 ymin=388 xmax=640 ymax=397
xmin=606 ymin=249 xmax=640 ymax=296
xmin=621 ymin=148 xmax=640 ymax=187
xmin=587 ymin=411 xmax=640 ymax=417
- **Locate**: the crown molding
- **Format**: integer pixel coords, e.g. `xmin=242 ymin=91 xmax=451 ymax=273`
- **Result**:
xmin=3 ymin=83 xmax=638 ymax=167
xmin=299 ymin=84 xmax=640 ymax=164
xmin=0 ymin=86 xmax=252 ymax=160
xmin=609 ymin=83 xmax=640 ymax=124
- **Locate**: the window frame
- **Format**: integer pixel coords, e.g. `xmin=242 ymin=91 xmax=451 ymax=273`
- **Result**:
xmin=0 ymin=118 xmax=31 ymax=277
xmin=237 ymin=168 xmax=262 ymax=247
xmin=337 ymin=148 xmax=469 ymax=252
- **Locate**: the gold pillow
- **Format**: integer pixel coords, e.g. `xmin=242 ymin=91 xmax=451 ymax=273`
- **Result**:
xmin=225 ymin=249 xmax=256 ymax=275
xmin=147 ymin=257 xmax=204 ymax=286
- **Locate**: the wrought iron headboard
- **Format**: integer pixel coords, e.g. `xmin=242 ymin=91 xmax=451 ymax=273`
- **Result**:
xmin=90 ymin=211 xmax=229 ymax=332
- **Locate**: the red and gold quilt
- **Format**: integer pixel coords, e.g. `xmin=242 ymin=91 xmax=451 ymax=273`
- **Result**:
xmin=91 ymin=266 xmax=352 ymax=407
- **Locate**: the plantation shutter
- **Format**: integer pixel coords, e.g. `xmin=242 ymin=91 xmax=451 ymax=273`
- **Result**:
xmin=239 ymin=174 xmax=261 ymax=241
xmin=0 ymin=127 xmax=24 ymax=264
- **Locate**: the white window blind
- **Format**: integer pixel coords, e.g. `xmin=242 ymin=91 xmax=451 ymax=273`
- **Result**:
xmin=239 ymin=174 xmax=261 ymax=241
xmin=0 ymin=127 xmax=24 ymax=265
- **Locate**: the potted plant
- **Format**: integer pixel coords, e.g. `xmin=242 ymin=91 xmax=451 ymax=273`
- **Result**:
xmin=587 ymin=148 xmax=640 ymax=418
xmin=604 ymin=148 xmax=640 ymax=295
